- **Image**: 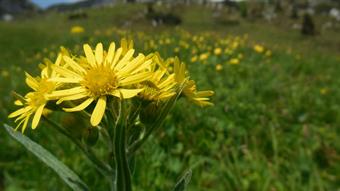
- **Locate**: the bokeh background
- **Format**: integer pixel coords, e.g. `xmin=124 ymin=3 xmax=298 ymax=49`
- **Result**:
xmin=0 ymin=0 xmax=339 ymax=190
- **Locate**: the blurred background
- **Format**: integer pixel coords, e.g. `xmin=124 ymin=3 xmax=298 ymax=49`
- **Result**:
xmin=0 ymin=0 xmax=339 ymax=190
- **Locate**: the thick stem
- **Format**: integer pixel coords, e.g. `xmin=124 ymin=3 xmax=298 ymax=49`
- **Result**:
xmin=114 ymin=121 xmax=132 ymax=191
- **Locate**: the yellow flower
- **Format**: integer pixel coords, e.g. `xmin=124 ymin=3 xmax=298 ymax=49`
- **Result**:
xmin=199 ymin=53 xmax=209 ymax=61
xmin=8 ymin=54 xmax=64 ymax=132
xmin=265 ymin=50 xmax=272 ymax=57
xmin=191 ymin=56 xmax=198 ymax=63
xmin=229 ymin=58 xmax=240 ymax=65
xmin=320 ymin=88 xmax=328 ymax=95
xmin=49 ymin=42 xmax=152 ymax=126
xmin=137 ymin=54 xmax=176 ymax=102
xmin=215 ymin=64 xmax=223 ymax=71
xmin=214 ymin=48 xmax=222 ymax=55
xmin=173 ymin=58 xmax=214 ymax=106
xmin=254 ymin=45 xmax=264 ymax=53
xmin=70 ymin=26 xmax=85 ymax=34
xmin=1 ymin=70 xmax=9 ymax=77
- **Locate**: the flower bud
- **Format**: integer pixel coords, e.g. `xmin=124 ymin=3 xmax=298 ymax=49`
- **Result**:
xmin=140 ymin=103 xmax=161 ymax=125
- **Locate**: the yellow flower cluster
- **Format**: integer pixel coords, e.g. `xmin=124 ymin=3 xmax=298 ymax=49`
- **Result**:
xmin=9 ymin=39 xmax=214 ymax=132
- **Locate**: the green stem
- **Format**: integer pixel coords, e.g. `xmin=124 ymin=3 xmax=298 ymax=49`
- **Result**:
xmin=114 ymin=115 xmax=132 ymax=191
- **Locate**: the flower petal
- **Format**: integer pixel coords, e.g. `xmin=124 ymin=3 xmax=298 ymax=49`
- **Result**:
xmin=63 ymin=98 xmax=94 ymax=112
xmin=90 ymin=96 xmax=106 ymax=126
xmin=8 ymin=106 xmax=31 ymax=118
xmin=32 ymin=104 xmax=45 ymax=129
xmin=119 ymin=72 xmax=151 ymax=86
xmin=48 ymin=86 xmax=85 ymax=99
xmin=106 ymin=42 xmax=116 ymax=64
xmin=95 ymin=43 xmax=103 ymax=65
xmin=63 ymin=56 xmax=86 ymax=73
xmin=84 ymin=44 xmax=96 ymax=67
xmin=112 ymin=89 xmax=143 ymax=99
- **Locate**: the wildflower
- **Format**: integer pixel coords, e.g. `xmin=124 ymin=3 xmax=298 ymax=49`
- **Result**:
xmin=49 ymin=42 xmax=152 ymax=126
xmin=265 ymin=50 xmax=272 ymax=57
xmin=70 ymin=26 xmax=85 ymax=34
xmin=173 ymin=57 xmax=214 ymax=106
xmin=320 ymin=88 xmax=328 ymax=95
xmin=199 ymin=53 xmax=209 ymax=61
xmin=8 ymin=54 xmax=64 ymax=132
xmin=214 ymin=48 xmax=222 ymax=55
xmin=215 ymin=64 xmax=223 ymax=71
xmin=137 ymin=54 xmax=176 ymax=102
xmin=254 ymin=44 xmax=264 ymax=53
xmin=190 ymin=56 xmax=198 ymax=63
xmin=1 ymin=70 xmax=9 ymax=77
xmin=229 ymin=58 xmax=240 ymax=65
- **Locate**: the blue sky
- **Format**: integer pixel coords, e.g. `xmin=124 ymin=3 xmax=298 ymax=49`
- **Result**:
xmin=31 ymin=0 xmax=83 ymax=8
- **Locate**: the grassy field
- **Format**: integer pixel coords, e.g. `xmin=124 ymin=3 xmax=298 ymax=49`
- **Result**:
xmin=0 ymin=4 xmax=339 ymax=191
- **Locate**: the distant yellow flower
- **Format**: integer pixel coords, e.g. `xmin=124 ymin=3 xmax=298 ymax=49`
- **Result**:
xmin=232 ymin=42 xmax=239 ymax=49
xmin=320 ymin=88 xmax=328 ymax=95
xmin=8 ymin=54 xmax=64 ymax=132
xmin=199 ymin=53 xmax=209 ymax=61
xmin=49 ymin=42 xmax=152 ymax=126
xmin=254 ymin=45 xmax=264 ymax=53
xmin=229 ymin=58 xmax=240 ymax=65
xmin=215 ymin=64 xmax=223 ymax=71
xmin=1 ymin=70 xmax=9 ymax=77
xmin=190 ymin=56 xmax=198 ymax=63
xmin=70 ymin=26 xmax=85 ymax=34
xmin=265 ymin=50 xmax=272 ymax=57
xmin=214 ymin=48 xmax=222 ymax=55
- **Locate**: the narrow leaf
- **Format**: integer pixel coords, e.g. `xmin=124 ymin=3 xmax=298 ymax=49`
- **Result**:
xmin=173 ymin=169 xmax=192 ymax=191
xmin=3 ymin=124 xmax=89 ymax=191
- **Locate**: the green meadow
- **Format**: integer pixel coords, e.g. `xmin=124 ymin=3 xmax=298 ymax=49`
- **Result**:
xmin=0 ymin=4 xmax=339 ymax=191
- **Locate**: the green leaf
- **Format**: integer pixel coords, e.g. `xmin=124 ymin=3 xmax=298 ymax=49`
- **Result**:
xmin=173 ymin=169 xmax=192 ymax=191
xmin=3 ymin=124 xmax=89 ymax=191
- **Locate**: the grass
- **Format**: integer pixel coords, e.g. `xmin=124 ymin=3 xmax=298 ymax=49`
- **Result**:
xmin=0 ymin=3 xmax=339 ymax=191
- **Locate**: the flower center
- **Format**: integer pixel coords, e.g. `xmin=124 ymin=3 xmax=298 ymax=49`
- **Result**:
xmin=82 ymin=66 xmax=118 ymax=97
xmin=138 ymin=81 xmax=160 ymax=101
xmin=28 ymin=79 xmax=56 ymax=107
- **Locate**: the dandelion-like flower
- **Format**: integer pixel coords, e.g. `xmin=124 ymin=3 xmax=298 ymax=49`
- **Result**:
xmin=137 ymin=53 xmax=176 ymax=102
xmin=49 ymin=42 xmax=152 ymax=126
xmin=173 ymin=57 xmax=214 ymax=106
xmin=8 ymin=54 xmax=64 ymax=132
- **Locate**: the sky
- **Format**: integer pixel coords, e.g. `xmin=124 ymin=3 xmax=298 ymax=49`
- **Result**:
xmin=31 ymin=0 xmax=84 ymax=9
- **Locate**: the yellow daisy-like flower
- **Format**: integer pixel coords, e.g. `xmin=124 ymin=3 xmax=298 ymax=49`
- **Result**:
xmin=49 ymin=42 xmax=152 ymax=126
xmin=8 ymin=54 xmax=64 ymax=132
xmin=254 ymin=44 xmax=264 ymax=53
xmin=229 ymin=58 xmax=240 ymax=65
xmin=173 ymin=57 xmax=214 ymax=107
xmin=70 ymin=26 xmax=85 ymax=34
xmin=137 ymin=54 xmax=176 ymax=102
